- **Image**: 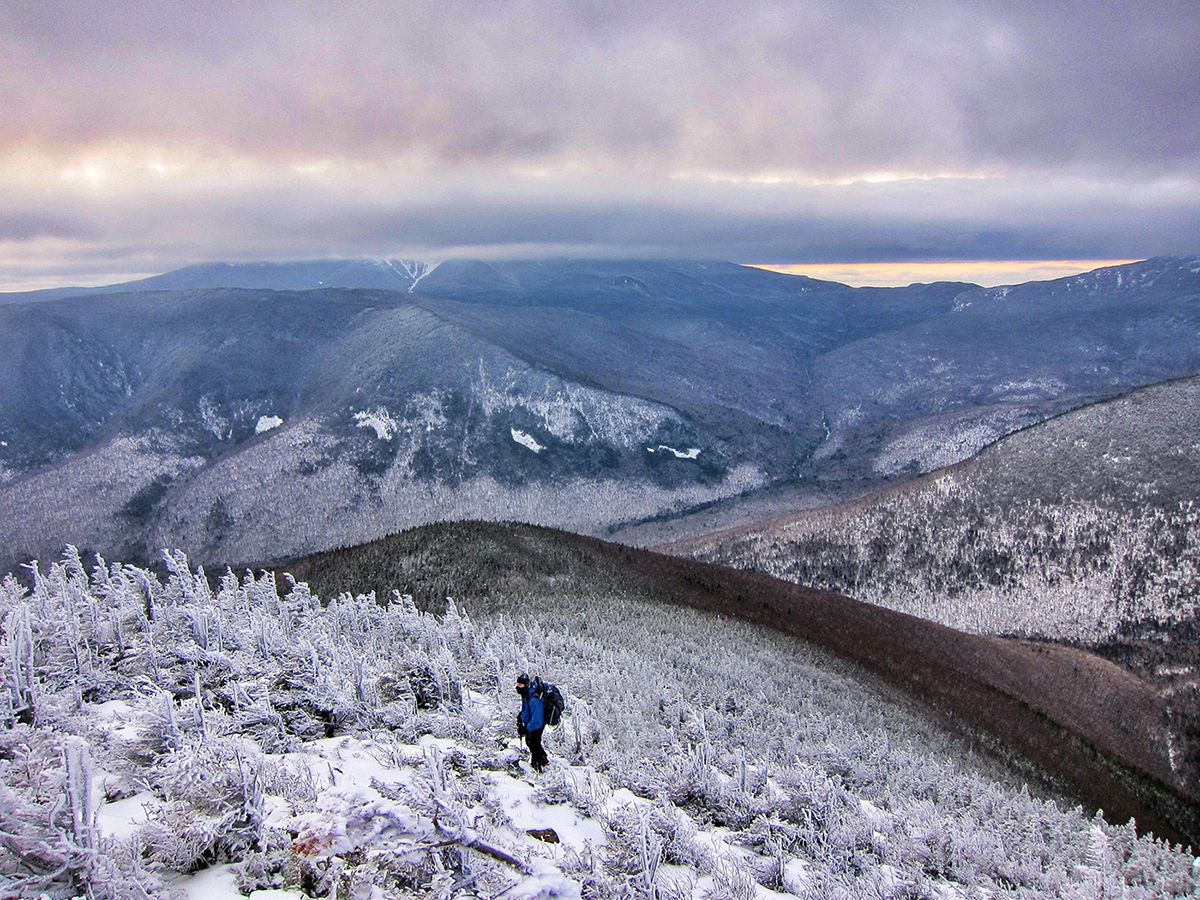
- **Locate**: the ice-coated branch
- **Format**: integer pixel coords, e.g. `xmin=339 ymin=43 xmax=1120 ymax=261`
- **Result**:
xmin=638 ymin=806 xmax=662 ymax=899
xmin=5 ymin=603 xmax=36 ymax=723
xmin=193 ymin=671 xmax=208 ymax=742
xmin=164 ymin=690 xmax=181 ymax=750
xmin=62 ymin=736 xmax=96 ymax=851
xmin=428 ymin=836 xmax=529 ymax=874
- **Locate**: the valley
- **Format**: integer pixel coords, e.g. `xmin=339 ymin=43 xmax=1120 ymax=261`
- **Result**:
xmin=2 ymin=257 xmax=1199 ymax=574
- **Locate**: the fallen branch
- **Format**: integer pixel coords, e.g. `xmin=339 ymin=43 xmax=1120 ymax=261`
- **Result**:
xmin=0 ymin=829 xmax=73 ymax=876
xmin=0 ymin=864 xmax=71 ymax=900
xmin=430 ymin=837 xmax=529 ymax=874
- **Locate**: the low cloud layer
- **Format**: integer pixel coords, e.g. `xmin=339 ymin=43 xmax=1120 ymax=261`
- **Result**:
xmin=1 ymin=0 xmax=1197 ymax=285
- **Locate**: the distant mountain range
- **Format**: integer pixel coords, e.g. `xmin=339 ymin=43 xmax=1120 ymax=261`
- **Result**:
xmin=1 ymin=256 xmax=1199 ymax=572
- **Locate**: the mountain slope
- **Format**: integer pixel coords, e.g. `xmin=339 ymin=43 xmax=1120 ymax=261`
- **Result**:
xmin=2 ymin=257 xmax=1200 ymax=572
xmin=8 ymin=541 xmax=1199 ymax=898
xmin=0 ymin=287 xmax=755 ymax=571
xmin=665 ymin=374 xmax=1200 ymax=811
xmin=0 ymin=258 xmax=435 ymax=303
xmin=666 ymin=374 xmax=1200 ymax=641
xmin=282 ymin=520 xmax=1200 ymax=850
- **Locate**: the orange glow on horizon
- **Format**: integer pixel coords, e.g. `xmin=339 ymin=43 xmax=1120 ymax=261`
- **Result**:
xmin=750 ymin=260 xmax=1143 ymax=288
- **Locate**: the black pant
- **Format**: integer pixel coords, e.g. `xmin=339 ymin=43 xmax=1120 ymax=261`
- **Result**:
xmin=525 ymin=727 xmax=548 ymax=771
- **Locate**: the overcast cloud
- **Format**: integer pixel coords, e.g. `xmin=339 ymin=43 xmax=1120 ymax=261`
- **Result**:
xmin=1 ymin=0 xmax=1197 ymax=286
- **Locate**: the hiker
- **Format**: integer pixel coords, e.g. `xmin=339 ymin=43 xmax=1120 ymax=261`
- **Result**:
xmin=516 ymin=672 xmax=549 ymax=773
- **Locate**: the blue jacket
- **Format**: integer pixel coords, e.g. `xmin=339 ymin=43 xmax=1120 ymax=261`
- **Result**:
xmin=520 ymin=686 xmax=545 ymax=732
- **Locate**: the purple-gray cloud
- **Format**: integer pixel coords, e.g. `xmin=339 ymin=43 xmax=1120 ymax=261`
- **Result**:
xmin=0 ymin=0 xmax=1197 ymax=283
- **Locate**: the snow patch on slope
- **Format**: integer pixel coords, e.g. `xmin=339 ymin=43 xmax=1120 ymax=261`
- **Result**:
xmin=648 ymin=445 xmax=701 ymax=459
xmin=511 ymin=428 xmax=545 ymax=453
xmin=390 ymin=259 xmax=437 ymax=293
xmin=991 ymin=378 xmax=1068 ymax=400
xmin=199 ymin=395 xmax=232 ymax=440
xmin=872 ymin=409 xmax=1036 ymax=476
xmin=474 ymin=362 xmax=680 ymax=449
xmin=353 ymin=408 xmax=398 ymax=440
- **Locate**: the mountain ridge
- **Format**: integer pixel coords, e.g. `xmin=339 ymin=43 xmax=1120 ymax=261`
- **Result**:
xmin=0 ymin=258 xmax=438 ymax=303
xmin=2 ymin=256 xmax=1199 ymax=573
xmin=662 ymin=372 xmax=1200 ymax=639
xmin=280 ymin=518 xmax=1200 ymax=849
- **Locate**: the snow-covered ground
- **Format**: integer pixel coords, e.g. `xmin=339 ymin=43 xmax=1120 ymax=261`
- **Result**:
xmin=2 ymin=548 xmax=1197 ymax=898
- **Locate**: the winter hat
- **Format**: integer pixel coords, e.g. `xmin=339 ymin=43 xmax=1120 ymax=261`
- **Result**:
xmin=517 ymin=672 xmax=530 ymax=684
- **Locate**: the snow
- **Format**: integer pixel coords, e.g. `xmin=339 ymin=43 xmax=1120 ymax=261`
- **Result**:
xmin=858 ymin=797 xmax=890 ymax=828
xmin=174 ymin=863 xmax=307 ymax=900
xmin=512 ymin=427 xmax=545 ymax=453
xmin=255 ymin=415 xmax=284 ymax=434
xmin=472 ymin=361 xmax=681 ymax=449
xmin=991 ymin=377 xmax=1067 ymax=397
xmin=96 ymin=790 xmax=154 ymax=842
xmin=353 ymin=408 xmax=398 ymax=440
xmin=10 ymin=550 xmax=1199 ymax=899
xmin=483 ymin=766 xmax=608 ymax=849
xmin=389 ymin=259 xmax=436 ymax=293
xmin=199 ymin=395 xmax=232 ymax=440
xmin=648 ymin=444 xmax=702 ymax=459
xmin=782 ymin=858 xmax=811 ymax=894
xmin=94 ymin=699 xmax=142 ymax=741
xmin=96 ymin=719 xmax=813 ymax=899
xmin=128 ymin=729 xmax=615 ymax=896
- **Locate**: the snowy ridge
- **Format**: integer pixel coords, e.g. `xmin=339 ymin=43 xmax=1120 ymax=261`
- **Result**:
xmin=2 ymin=548 xmax=1198 ymax=898
xmin=956 ymin=256 xmax=1200 ymax=307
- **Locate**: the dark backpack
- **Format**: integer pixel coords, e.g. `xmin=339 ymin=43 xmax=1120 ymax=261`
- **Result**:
xmin=534 ymin=678 xmax=566 ymax=727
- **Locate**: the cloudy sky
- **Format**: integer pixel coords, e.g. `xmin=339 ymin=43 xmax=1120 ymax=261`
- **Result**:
xmin=1 ymin=0 xmax=1198 ymax=289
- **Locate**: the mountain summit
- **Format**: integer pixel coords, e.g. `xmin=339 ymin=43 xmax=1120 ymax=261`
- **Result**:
xmin=3 ymin=258 xmax=437 ymax=302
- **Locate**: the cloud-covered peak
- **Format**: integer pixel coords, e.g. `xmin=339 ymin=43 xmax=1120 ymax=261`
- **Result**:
xmin=1 ymin=0 xmax=1197 ymax=286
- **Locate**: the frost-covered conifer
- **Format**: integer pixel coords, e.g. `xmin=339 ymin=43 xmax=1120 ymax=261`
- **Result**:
xmin=1 ymin=546 xmax=1198 ymax=898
